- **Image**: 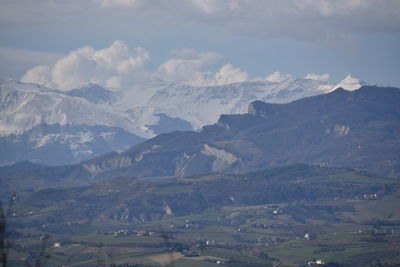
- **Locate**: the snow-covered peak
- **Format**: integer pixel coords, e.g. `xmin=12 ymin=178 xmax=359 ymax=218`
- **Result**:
xmin=0 ymin=78 xmax=55 ymax=93
xmin=1 ymin=74 xmax=364 ymax=139
xmin=118 ymin=76 xmax=335 ymax=130
xmin=332 ymin=75 xmax=362 ymax=91
xmin=147 ymin=77 xmax=173 ymax=87
xmin=66 ymin=83 xmax=116 ymax=104
xmin=0 ymin=80 xmax=145 ymax=137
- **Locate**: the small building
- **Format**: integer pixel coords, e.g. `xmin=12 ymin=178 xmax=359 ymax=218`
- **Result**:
xmin=53 ymin=242 xmax=62 ymax=248
xmin=308 ymin=259 xmax=325 ymax=266
xmin=390 ymin=228 xmax=400 ymax=236
xmin=183 ymin=250 xmax=200 ymax=257
xmin=136 ymin=230 xmax=147 ymax=236
xmin=114 ymin=229 xmax=128 ymax=237
xmin=206 ymin=240 xmax=215 ymax=246
xmin=373 ymin=226 xmax=386 ymax=235
xmin=273 ymin=209 xmax=283 ymax=214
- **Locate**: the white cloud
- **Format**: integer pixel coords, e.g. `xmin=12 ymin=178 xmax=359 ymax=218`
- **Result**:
xmin=292 ymin=0 xmax=366 ymax=17
xmin=214 ymin=64 xmax=248 ymax=85
xmin=21 ymin=43 xmax=252 ymax=89
xmin=157 ymin=49 xmax=221 ymax=86
xmin=1 ymin=1 xmax=399 ymax=43
xmin=191 ymin=0 xmax=241 ymax=14
xmin=157 ymin=49 xmax=249 ymax=86
xmin=94 ymin=0 xmax=141 ymax=8
xmin=304 ymin=73 xmax=330 ymax=81
xmin=21 ymin=66 xmax=52 ymax=86
xmin=188 ymin=0 xmax=400 ymax=43
xmin=18 ymin=42 xmax=341 ymax=89
xmin=21 ymin=40 xmax=150 ymax=90
xmin=265 ymin=71 xmax=292 ymax=83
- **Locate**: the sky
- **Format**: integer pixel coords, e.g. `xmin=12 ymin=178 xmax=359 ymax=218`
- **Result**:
xmin=0 ymin=0 xmax=399 ymax=89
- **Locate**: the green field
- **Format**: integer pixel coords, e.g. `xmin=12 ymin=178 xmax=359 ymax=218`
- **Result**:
xmin=4 ymin=167 xmax=400 ymax=266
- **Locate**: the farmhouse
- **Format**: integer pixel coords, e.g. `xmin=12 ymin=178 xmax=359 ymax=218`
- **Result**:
xmin=114 ymin=229 xmax=128 ymax=237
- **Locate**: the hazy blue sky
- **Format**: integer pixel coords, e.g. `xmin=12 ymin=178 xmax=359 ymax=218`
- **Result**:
xmin=1 ymin=0 xmax=399 ymax=89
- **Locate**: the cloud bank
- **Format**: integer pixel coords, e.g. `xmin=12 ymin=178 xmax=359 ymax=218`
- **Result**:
xmin=22 ymin=41 xmax=150 ymax=90
xmin=20 ymin=40 xmax=336 ymax=90
xmin=265 ymin=71 xmax=292 ymax=83
xmin=2 ymin=0 xmax=399 ymax=43
xmin=156 ymin=49 xmax=248 ymax=87
xmin=21 ymin=41 xmax=253 ymax=89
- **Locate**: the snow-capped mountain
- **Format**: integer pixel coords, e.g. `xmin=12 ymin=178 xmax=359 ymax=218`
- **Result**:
xmin=134 ymin=76 xmax=334 ymax=130
xmin=0 ymin=80 xmax=145 ymax=165
xmin=332 ymin=75 xmax=363 ymax=91
xmin=0 ymin=124 xmax=145 ymax=166
xmin=0 ymin=75 xmax=362 ymax=165
xmin=65 ymin=83 xmax=117 ymax=104
xmin=113 ymin=75 xmax=358 ymax=132
xmin=0 ymin=79 xmax=142 ymax=137
xmin=76 ymin=85 xmax=400 ymax=179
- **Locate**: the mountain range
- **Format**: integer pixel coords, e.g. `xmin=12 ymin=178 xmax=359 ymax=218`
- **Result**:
xmin=1 ymin=84 xmax=399 ymax=200
xmin=2 ymin=81 xmax=399 ymax=267
xmin=78 ymin=85 xmax=400 ymax=180
xmin=0 ymin=75 xmax=361 ymax=166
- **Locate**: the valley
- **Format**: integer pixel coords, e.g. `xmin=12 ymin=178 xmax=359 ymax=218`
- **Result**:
xmin=3 ymin=165 xmax=400 ymax=266
xmin=2 ymin=1 xmax=400 ymax=266
xmin=1 ymin=85 xmax=399 ymax=267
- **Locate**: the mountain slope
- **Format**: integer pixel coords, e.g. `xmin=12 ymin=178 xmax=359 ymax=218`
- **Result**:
xmin=115 ymin=75 xmax=339 ymax=131
xmin=0 ymin=79 xmax=142 ymax=136
xmin=0 ymin=75 xmax=361 ymax=166
xmin=0 ymin=123 xmax=144 ymax=166
xmin=0 ymin=80 xmax=146 ymax=165
xmin=6 ymin=164 xmax=400 ymax=267
xmin=82 ymin=86 xmax=400 ymax=179
xmin=18 ymin=164 xmax=393 ymax=223
xmin=1 ymin=85 xmax=398 ymax=199
xmin=65 ymin=83 xmax=117 ymax=104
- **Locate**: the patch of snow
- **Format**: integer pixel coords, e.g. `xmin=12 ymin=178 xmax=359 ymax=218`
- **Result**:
xmin=100 ymin=131 xmax=116 ymax=141
xmin=0 ymin=79 xmax=145 ymax=137
xmin=201 ymin=144 xmax=238 ymax=172
xmin=83 ymin=155 xmax=132 ymax=175
xmin=332 ymin=75 xmax=362 ymax=91
xmin=0 ymin=74 xmax=361 ymax=142
xmin=334 ymin=125 xmax=350 ymax=136
xmin=32 ymin=132 xmax=94 ymax=149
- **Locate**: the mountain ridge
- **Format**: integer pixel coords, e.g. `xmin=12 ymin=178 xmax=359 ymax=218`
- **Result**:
xmin=80 ymin=85 xmax=400 ymax=179
xmin=0 ymin=76 xmax=357 ymax=166
xmin=2 ymin=85 xmax=397 ymax=186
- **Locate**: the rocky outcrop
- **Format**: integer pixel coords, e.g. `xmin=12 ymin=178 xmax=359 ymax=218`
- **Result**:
xmin=83 ymin=155 xmax=132 ymax=175
xmin=201 ymin=144 xmax=238 ymax=172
